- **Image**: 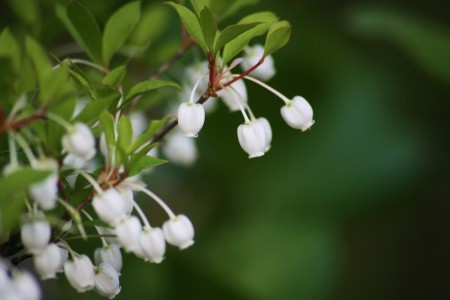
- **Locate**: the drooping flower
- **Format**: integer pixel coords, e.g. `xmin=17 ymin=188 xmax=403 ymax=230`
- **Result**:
xmin=94 ymin=263 xmax=121 ymax=299
xmin=237 ymin=121 xmax=267 ymax=158
xmin=29 ymin=159 xmax=59 ymax=211
xmin=280 ymin=96 xmax=314 ymax=131
xmin=64 ymin=254 xmax=95 ymax=293
xmin=177 ymin=102 xmax=205 ymax=137
xmin=34 ymin=243 xmax=66 ymax=280
xmin=241 ymin=45 xmax=276 ymax=81
xmin=94 ymin=244 xmax=123 ymax=275
xmin=217 ymin=79 xmax=248 ymax=112
xmin=62 ymin=123 xmax=96 ymax=160
xmin=12 ymin=271 xmax=42 ymax=300
xmin=21 ymin=218 xmax=51 ymax=255
xmin=139 ymin=227 xmax=166 ymax=263
xmin=162 ymin=214 xmax=195 ymax=250
xmin=92 ymin=188 xmax=127 ymax=226
xmin=254 ymin=117 xmax=272 ymax=152
xmin=115 ymin=216 xmax=142 ymax=253
xmin=163 ymin=132 xmax=198 ymax=167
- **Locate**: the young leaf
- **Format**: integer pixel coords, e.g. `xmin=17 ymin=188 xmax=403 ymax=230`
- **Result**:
xmin=125 ymin=80 xmax=181 ymax=102
xmin=189 ymin=0 xmax=211 ymax=16
xmin=214 ymin=22 xmax=260 ymax=54
xmin=264 ymin=20 xmax=292 ymax=56
xmin=75 ymin=89 xmax=120 ymax=124
xmin=56 ymin=2 xmax=103 ymax=64
xmin=222 ymin=11 xmax=278 ymax=65
xmin=99 ymin=111 xmax=115 ymax=147
xmin=165 ymin=2 xmax=207 ymax=50
xmin=118 ymin=115 xmax=133 ymax=152
xmin=102 ymin=65 xmax=127 ymax=87
xmin=25 ymin=36 xmax=51 ymax=90
xmin=0 ymin=28 xmax=21 ymax=73
xmin=128 ymin=155 xmax=167 ymax=177
xmin=200 ymin=6 xmax=217 ymax=51
xmin=102 ymin=1 xmax=141 ymax=66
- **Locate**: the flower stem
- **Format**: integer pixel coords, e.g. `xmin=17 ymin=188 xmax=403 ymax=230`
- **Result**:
xmin=122 ymin=182 xmax=176 ymax=219
xmin=76 ymin=170 xmax=104 ymax=195
xmin=81 ymin=210 xmax=108 ymax=246
xmin=13 ymin=133 xmax=38 ymax=166
xmin=235 ymin=75 xmax=290 ymax=104
xmin=228 ymin=85 xmax=251 ymax=123
xmin=189 ymin=73 xmax=209 ymax=103
xmin=45 ymin=112 xmax=73 ymax=132
xmin=132 ymin=199 xmax=152 ymax=229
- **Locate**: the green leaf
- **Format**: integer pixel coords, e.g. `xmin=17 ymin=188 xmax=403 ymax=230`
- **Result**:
xmin=129 ymin=4 xmax=171 ymax=47
xmin=0 ymin=168 xmax=52 ymax=192
xmin=222 ymin=11 xmax=278 ymax=65
xmin=215 ymin=22 xmax=260 ymax=54
xmin=118 ymin=115 xmax=133 ymax=152
xmin=128 ymin=115 xmax=172 ymax=153
xmin=264 ymin=20 xmax=292 ymax=56
xmin=102 ymin=65 xmax=127 ymax=87
xmin=99 ymin=111 xmax=115 ymax=148
xmin=75 ymin=89 xmax=120 ymax=124
xmin=125 ymin=80 xmax=181 ymax=102
xmin=0 ymin=28 xmax=21 ymax=74
xmin=200 ymin=6 xmax=217 ymax=51
xmin=165 ymin=2 xmax=207 ymax=50
xmin=25 ymin=36 xmax=51 ymax=90
xmin=62 ymin=58 xmax=98 ymax=100
xmin=56 ymin=2 xmax=103 ymax=64
xmin=102 ymin=1 xmax=141 ymax=66
xmin=189 ymin=0 xmax=211 ymax=16
xmin=46 ymin=95 xmax=76 ymax=155
xmin=129 ymin=155 xmax=167 ymax=177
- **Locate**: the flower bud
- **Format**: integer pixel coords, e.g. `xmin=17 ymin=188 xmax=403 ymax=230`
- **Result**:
xmin=62 ymin=123 xmax=96 ymax=160
xmin=29 ymin=159 xmax=59 ymax=211
xmin=177 ymin=102 xmax=205 ymax=137
xmin=163 ymin=133 xmax=198 ymax=167
xmin=64 ymin=255 xmax=95 ymax=293
xmin=94 ymin=244 xmax=122 ymax=275
xmin=21 ymin=218 xmax=51 ymax=254
xmin=94 ymin=263 xmax=121 ymax=299
xmin=34 ymin=243 xmax=66 ymax=280
xmin=140 ymin=227 xmax=166 ymax=263
xmin=218 ymin=79 xmax=248 ymax=112
xmin=162 ymin=214 xmax=195 ymax=250
xmin=280 ymin=96 xmax=314 ymax=131
xmin=254 ymin=117 xmax=272 ymax=152
xmin=12 ymin=271 xmax=41 ymax=300
xmin=115 ymin=216 xmax=142 ymax=253
xmin=241 ymin=45 xmax=276 ymax=81
xmin=92 ymin=189 xmax=127 ymax=226
xmin=237 ymin=121 xmax=267 ymax=158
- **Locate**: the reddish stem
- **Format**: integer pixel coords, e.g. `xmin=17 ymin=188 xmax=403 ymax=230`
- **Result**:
xmin=219 ymin=57 xmax=265 ymax=91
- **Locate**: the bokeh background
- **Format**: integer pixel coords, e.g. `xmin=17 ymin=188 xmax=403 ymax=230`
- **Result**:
xmin=1 ymin=0 xmax=450 ymax=299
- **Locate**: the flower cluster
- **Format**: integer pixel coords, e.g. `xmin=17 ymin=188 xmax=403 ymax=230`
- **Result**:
xmin=178 ymin=44 xmax=314 ymax=158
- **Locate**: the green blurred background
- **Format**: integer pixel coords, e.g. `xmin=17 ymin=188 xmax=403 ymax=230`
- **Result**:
xmin=1 ymin=0 xmax=450 ymax=299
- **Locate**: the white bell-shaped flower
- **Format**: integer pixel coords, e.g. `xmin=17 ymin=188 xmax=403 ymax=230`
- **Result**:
xmin=237 ymin=121 xmax=267 ymax=158
xmin=218 ymin=79 xmax=248 ymax=112
xmin=94 ymin=244 xmax=122 ymax=275
xmin=29 ymin=159 xmax=59 ymax=211
xmin=241 ymin=45 xmax=276 ymax=81
xmin=162 ymin=214 xmax=195 ymax=250
xmin=94 ymin=263 xmax=121 ymax=299
xmin=64 ymin=254 xmax=95 ymax=293
xmin=92 ymin=189 xmax=127 ymax=226
xmin=21 ymin=219 xmax=51 ymax=254
xmin=254 ymin=117 xmax=272 ymax=152
xmin=118 ymin=188 xmax=134 ymax=215
xmin=62 ymin=123 xmax=96 ymax=160
xmin=177 ymin=102 xmax=205 ymax=137
xmin=115 ymin=216 xmax=142 ymax=253
xmin=163 ymin=132 xmax=198 ymax=167
xmin=34 ymin=243 xmax=66 ymax=280
xmin=12 ymin=271 xmax=41 ymax=300
xmin=140 ymin=227 xmax=166 ymax=263
xmin=280 ymin=96 xmax=314 ymax=131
